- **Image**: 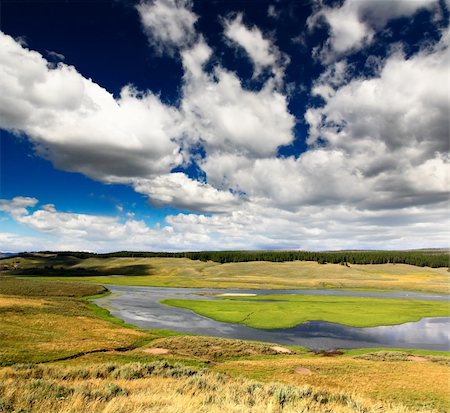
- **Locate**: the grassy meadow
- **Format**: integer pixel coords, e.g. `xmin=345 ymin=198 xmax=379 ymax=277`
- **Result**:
xmin=0 ymin=277 xmax=158 ymax=366
xmin=162 ymin=294 xmax=450 ymax=328
xmin=3 ymin=254 xmax=450 ymax=293
xmin=1 ymin=255 xmax=449 ymax=412
xmin=4 ymin=360 xmax=440 ymax=413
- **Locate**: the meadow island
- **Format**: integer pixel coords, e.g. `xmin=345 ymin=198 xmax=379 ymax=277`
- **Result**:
xmin=0 ymin=249 xmax=449 ymax=413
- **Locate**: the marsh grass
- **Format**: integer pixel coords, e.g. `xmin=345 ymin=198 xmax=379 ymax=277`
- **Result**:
xmin=162 ymin=295 xmax=450 ymax=328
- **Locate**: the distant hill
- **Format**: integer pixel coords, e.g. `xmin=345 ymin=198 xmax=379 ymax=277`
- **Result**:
xmin=0 ymin=252 xmax=18 ymax=259
xmin=13 ymin=249 xmax=450 ymax=268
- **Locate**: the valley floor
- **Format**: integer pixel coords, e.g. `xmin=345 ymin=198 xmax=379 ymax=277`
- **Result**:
xmin=0 ymin=276 xmax=449 ymax=412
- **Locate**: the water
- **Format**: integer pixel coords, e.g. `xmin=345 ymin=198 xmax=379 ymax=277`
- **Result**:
xmin=93 ymin=285 xmax=450 ymax=351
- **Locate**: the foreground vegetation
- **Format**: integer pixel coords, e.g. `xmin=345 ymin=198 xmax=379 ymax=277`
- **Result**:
xmin=0 ymin=276 xmax=449 ymax=412
xmin=162 ymin=294 xmax=450 ymax=328
xmin=2 ymin=360 xmax=438 ymax=413
xmin=3 ymin=254 xmax=449 ymax=293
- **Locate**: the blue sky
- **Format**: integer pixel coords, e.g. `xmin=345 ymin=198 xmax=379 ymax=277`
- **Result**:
xmin=0 ymin=0 xmax=448 ymax=252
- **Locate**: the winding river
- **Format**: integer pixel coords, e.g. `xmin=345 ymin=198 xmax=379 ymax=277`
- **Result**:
xmin=93 ymin=285 xmax=450 ymax=351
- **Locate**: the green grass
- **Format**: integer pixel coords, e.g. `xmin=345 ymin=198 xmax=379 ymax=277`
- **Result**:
xmin=162 ymin=295 xmax=450 ymax=329
xmin=4 ymin=255 xmax=450 ymax=293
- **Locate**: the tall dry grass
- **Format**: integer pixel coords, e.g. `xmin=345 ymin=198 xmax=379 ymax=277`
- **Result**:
xmin=0 ymin=361 xmax=437 ymax=413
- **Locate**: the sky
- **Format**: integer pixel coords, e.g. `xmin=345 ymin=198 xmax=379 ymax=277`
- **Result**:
xmin=0 ymin=0 xmax=449 ymax=252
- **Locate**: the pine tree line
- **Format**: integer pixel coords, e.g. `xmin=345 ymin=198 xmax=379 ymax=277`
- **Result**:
xmin=23 ymin=249 xmax=450 ymax=268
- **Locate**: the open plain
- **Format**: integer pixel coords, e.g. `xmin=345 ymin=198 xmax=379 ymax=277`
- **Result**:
xmin=1 ymin=253 xmax=449 ymax=412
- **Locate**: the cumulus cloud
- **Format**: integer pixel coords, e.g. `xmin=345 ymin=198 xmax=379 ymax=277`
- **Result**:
xmin=0 ymin=31 xmax=294 ymax=212
xmin=304 ymin=27 xmax=450 ymax=209
xmin=167 ymin=202 xmax=450 ymax=251
xmin=137 ymin=0 xmax=198 ymax=55
xmin=132 ymin=173 xmax=241 ymax=213
xmin=196 ymin=27 xmax=449 ymax=214
xmin=201 ymin=150 xmax=369 ymax=210
xmin=1 ymin=196 xmax=448 ymax=252
xmin=181 ymin=41 xmax=295 ymax=158
xmin=0 ymin=32 xmax=183 ymax=182
xmin=0 ymin=197 xmax=38 ymax=219
xmin=308 ymin=0 xmax=439 ymax=62
xmin=224 ymin=13 xmax=288 ymax=82
xmin=1 ymin=6 xmax=449 ymax=252
xmin=0 ymin=197 xmax=173 ymax=250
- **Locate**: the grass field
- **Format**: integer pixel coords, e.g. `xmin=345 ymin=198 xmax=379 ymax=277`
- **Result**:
xmin=4 ymin=255 xmax=450 ymax=293
xmin=0 ymin=277 xmax=157 ymax=366
xmin=162 ymin=294 xmax=450 ymax=328
xmin=2 ymin=361 xmax=431 ymax=413
xmin=0 ymin=276 xmax=449 ymax=412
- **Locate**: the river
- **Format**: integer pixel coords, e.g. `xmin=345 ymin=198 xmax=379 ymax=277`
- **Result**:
xmin=93 ymin=285 xmax=450 ymax=351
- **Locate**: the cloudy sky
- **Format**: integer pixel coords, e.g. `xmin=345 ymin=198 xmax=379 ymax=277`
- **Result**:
xmin=0 ymin=0 xmax=448 ymax=252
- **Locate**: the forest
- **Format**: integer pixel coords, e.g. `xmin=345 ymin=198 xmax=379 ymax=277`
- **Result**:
xmin=14 ymin=249 xmax=449 ymax=268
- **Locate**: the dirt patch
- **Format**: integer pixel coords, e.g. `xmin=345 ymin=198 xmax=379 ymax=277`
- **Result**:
xmin=294 ymin=367 xmax=312 ymax=375
xmin=143 ymin=348 xmax=170 ymax=355
xmin=270 ymin=346 xmax=292 ymax=354
xmin=407 ymin=356 xmax=428 ymax=362
xmin=313 ymin=350 xmax=344 ymax=357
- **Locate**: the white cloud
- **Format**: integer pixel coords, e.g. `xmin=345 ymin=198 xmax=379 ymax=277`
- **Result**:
xmin=137 ymin=0 xmax=198 ymax=55
xmin=181 ymin=40 xmax=295 ymax=158
xmin=201 ymin=150 xmax=368 ymax=210
xmin=166 ymin=202 xmax=450 ymax=251
xmin=195 ymin=28 xmax=449 ymax=215
xmin=1 ymin=11 xmax=449 ymax=252
xmin=304 ymin=28 xmax=449 ymax=209
xmin=0 ymin=197 xmax=38 ymax=219
xmin=308 ymin=0 xmax=439 ymax=62
xmin=1 ymin=197 xmax=448 ymax=253
xmin=0 ymin=232 xmax=42 ymax=252
xmin=0 ymin=32 xmax=183 ymax=182
xmin=0 ymin=197 xmax=172 ymax=250
xmin=307 ymin=30 xmax=449 ymax=155
xmin=224 ymin=13 xmax=287 ymax=82
xmin=0 ymin=31 xmax=295 ymax=213
xmin=132 ymin=173 xmax=241 ymax=213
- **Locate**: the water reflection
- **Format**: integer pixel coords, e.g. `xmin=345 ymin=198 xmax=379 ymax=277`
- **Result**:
xmin=93 ymin=285 xmax=450 ymax=351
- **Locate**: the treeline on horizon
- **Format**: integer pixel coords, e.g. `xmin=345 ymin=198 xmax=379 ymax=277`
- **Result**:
xmin=15 ymin=249 xmax=450 ymax=268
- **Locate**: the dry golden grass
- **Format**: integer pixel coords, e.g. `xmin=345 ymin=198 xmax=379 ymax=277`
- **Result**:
xmin=0 ymin=296 xmax=49 ymax=308
xmin=0 ymin=279 xmax=150 ymax=366
xmin=26 ymin=257 xmax=450 ymax=293
xmin=0 ymin=362 xmax=438 ymax=413
xmin=214 ymin=354 xmax=450 ymax=411
xmin=1 ymin=276 xmax=448 ymax=412
xmin=141 ymin=335 xmax=299 ymax=361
